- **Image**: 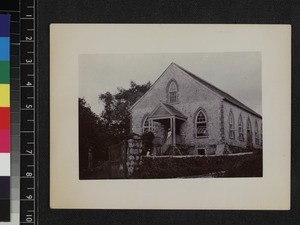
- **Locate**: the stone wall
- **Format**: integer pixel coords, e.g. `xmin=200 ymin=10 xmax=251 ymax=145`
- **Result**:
xmin=126 ymin=138 xmax=143 ymax=177
xmin=109 ymin=137 xmax=143 ymax=178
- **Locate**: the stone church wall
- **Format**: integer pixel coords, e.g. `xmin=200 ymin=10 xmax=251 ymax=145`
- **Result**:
xmin=130 ymin=63 xmax=262 ymax=155
xmin=130 ymin=63 xmax=223 ymax=155
xmin=223 ymin=101 xmax=262 ymax=150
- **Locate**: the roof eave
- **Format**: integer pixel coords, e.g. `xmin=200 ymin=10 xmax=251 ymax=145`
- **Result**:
xmin=223 ymin=98 xmax=262 ymax=119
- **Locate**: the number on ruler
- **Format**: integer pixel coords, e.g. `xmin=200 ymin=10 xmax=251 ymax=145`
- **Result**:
xmin=26 ymin=195 xmax=33 ymax=199
xmin=26 ymin=36 xmax=33 ymax=41
xmin=26 ymin=172 xmax=33 ymax=177
xmin=26 ymin=81 xmax=32 ymax=86
xmin=26 ymin=215 xmax=33 ymax=223
xmin=26 ymin=104 xmax=33 ymax=108
xmin=26 ymin=59 xmax=33 ymax=63
xmin=26 ymin=150 xmax=33 ymax=154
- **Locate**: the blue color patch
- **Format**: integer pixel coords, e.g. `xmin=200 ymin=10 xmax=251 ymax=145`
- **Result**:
xmin=0 ymin=38 xmax=9 ymax=61
xmin=0 ymin=14 xmax=10 ymax=37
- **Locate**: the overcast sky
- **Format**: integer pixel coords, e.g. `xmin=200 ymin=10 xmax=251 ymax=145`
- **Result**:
xmin=79 ymin=52 xmax=261 ymax=115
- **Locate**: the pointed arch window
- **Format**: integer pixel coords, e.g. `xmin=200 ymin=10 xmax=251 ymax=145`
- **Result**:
xmin=255 ymin=121 xmax=259 ymax=145
xmin=246 ymin=118 xmax=252 ymax=147
xmin=229 ymin=111 xmax=235 ymax=139
xmin=143 ymin=118 xmax=153 ymax=133
xmin=196 ymin=110 xmax=207 ymax=137
xmin=168 ymin=80 xmax=178 ymax=103
xmin=238 ymin=114 xmax=244 ymax=141
xmin=247 ymin=119 xmax=252 ymax=131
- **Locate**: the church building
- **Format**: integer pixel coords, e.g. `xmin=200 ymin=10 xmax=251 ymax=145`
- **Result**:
xmin=129 ymin=63 xmax=262 ymax=155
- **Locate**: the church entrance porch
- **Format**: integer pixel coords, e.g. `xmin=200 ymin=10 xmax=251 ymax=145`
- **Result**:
xmin=147 ymin=102 xmax=187 ymax=155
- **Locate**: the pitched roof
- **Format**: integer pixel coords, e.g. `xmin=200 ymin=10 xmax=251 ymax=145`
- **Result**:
xmin=173 ymin=63 xmax=262 ymax=118
xmin=161 ymin=102 xmax=187 ymax=119
xmin=148 ymin=102 xmax=187 ymax=120
xmin=130 ymin=62 xmax=261 ymax=119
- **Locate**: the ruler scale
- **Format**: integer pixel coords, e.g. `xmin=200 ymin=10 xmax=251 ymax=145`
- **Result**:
xmin=20 ymin=0 xmax=36 ymax=224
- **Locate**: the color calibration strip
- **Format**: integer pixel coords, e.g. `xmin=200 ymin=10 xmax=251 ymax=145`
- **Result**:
xmin=0 ymin=14 xmax=11 ymax=222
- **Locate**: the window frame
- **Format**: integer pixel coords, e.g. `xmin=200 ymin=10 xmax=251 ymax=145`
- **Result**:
xmin=167 ymin=80 xmax=178 ymax=104
xmin=143 ymin=117 xmax=153 ymax=133
xmin=229 ymin=111 xmax=235 ymax=139
xmin=238 ymin=114 xmax=244 ymax=141
xmin=195 ymin=110 xmax=208 ymax=138
xmin=169 ymin=91 xmax=177 ymax=103
xmin=246 ymin=118 xmax=252 ymax=145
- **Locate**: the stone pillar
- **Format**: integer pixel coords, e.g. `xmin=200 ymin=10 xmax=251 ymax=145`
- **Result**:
xmin=126 ymin=138 xmax=143 ymax=177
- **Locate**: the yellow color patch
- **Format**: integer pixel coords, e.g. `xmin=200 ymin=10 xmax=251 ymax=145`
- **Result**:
xmin=0 ymin=84 xmax=10 ymax=107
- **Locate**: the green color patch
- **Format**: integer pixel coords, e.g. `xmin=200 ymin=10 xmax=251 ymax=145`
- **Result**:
xmin=0 ymin=61 xmax=9 ymax=84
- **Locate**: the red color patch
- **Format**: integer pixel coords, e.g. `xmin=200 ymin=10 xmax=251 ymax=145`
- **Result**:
xmin=0 ymin=107 xmax=10 ymax=130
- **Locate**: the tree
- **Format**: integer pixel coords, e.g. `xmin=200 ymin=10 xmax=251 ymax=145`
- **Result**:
xmin=99 ymin=81 xmax=151 ymax=143
xmin=79 ymin=98 xmax=107 ymax=176
xmin=78 ymin=81 xmax=151 ymax=176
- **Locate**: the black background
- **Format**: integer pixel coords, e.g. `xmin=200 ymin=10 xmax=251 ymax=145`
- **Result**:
xmin=0 ymin=0 xmax=19 ymax=10
xmin=37 ymin=0 xmax=300 ymax=225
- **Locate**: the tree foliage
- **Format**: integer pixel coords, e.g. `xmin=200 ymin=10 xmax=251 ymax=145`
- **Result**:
xmin=79 ymin=98 xmax=106 ymax=175
xmin=79 ymin=81 xmax=151 ymax=172
xmin=99 ymin=81 xmax=151 ymax=142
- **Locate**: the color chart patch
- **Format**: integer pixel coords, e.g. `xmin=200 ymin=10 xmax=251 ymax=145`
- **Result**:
xmin=0 ymin=14 xmax=10 ymax=222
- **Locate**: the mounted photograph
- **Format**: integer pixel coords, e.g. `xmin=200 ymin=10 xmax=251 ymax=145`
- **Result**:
xmin=78 ymin=52 xmax=262 ymax=179
xmin=51 ymin=24 xmax=290 ymax=209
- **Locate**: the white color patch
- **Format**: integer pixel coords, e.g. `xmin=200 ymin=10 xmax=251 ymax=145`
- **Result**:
xmin=0 ymin=153 xmax=10 ymax=176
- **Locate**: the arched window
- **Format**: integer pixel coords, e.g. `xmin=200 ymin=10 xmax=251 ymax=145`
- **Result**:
xmin=247 ymin=118 xmax=252 ymax=131
xmin=255 ymin=121 xmax=259 ymax=145
xmin=168 ymin=80 xmax=178 ymax=103
xmin=229 ymin=111 xmax=235 ymax=139
xmin=143 ymin=117 xmax=153 ymax=133
xmin=196 ymin=110 xmax=207 ymax=137
xmin=246 ymin=118 xmax=252 ymax=147
xmin=238 ymin=114 xmax=244 ymax=141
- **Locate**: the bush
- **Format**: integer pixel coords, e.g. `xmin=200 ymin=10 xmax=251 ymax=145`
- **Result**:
xmin=132 ymin=152 xmax=262 ymax=178
xmin=141 ymin=131 xmax=155 ymax=155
